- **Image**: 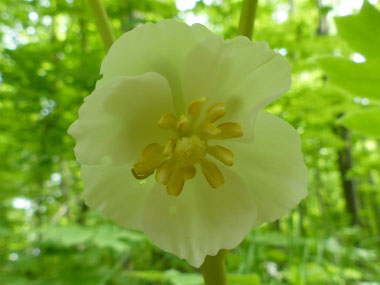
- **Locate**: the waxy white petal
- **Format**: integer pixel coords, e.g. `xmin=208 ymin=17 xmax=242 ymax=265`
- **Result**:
xmin=142 ymin=167 xmax=256 ymax=267
xmin=69 ymin=73 xmax=173 ymax=165
xmin=98 ymin=20 xmax=212 ymax=114
xmin=81 ymin=163 xmax=152 ymax=230
xmin=224 ymin=111 xmax=308 ymax=226
xmin=182 ymin=36 xmax=291 ymax=140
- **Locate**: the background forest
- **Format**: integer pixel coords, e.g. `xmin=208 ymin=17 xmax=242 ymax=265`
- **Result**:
xmin=1 ymin=0 xmax=380 ymax=284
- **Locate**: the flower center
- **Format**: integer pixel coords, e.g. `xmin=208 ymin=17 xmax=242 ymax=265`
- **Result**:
xmin=132 ymin=97 xmax=243 ymax=196
xmin=174 ymin=136 xmax=206 ymax=167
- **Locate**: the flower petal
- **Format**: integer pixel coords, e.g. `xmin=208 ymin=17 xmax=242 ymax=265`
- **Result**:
xmin=182 ymin=36 xmax=291 ymax=139
xmin=224 ymin=111 xmax=308 ymax=227
xmin=68 ymin=73 xmax=173 ymax=165
xmin=142 ymin=167 xmax=257 ymax=267
xmin=98 ymin=20 xmax=212 ymax=114
xmin=81 ymin=163 xmax=152 ymax=230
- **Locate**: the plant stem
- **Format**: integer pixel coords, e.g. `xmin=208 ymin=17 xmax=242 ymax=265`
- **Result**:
xmin=198 ymin=3 xmax=259 ymax=282
xmin=88 ymin=0 xmax=115 ymax=52
xmin=200 ymin=250 xmax=228 ymax=285
xmin=238 ymin=0 xmax=259 ymax=40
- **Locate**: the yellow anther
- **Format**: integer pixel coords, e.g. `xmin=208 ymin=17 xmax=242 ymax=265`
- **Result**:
xmin=188 ymin=97 xmax=207 ymax=119
xmin=200 ymin=122 xmax=221 ymax=136
xmin=215 ymin=122 xmax=243 ymax=139
xmin=133 ymin=97 xmax=243 ymax=196
xmin=141 ymin=143 xmax=164 ymax=161
xmin=163 ymin=138 xmax=176 ymax=156
xmin=207 ymin=145 xmax=234 ymax=166
xmin=132 ymin=168 xmax=152 ymax=180
xmin=155 ymin=159 xmax=176 ymax=185
xmin=205 ymin=103 xmax=226 ymax=122
xmin=177 ymin=114 xmax=191 ymax=135
xmin=133 ymin=143 xmax=165 ymax=179
xmin=133 ymin=155 xmax=163 ymax=179
xmin=157 ymin=112 xmax=177 ymax=130
xmin=180 ymin=165 xmax=196 ymax=180
xmin=200 ymin=158 xmax=224 ymax=189
xmin=166 ymin=166 xmax=185 ymax=196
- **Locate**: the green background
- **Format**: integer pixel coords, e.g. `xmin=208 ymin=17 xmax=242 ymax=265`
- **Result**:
xmin=1 ymin=0 xmax=379 ymax=284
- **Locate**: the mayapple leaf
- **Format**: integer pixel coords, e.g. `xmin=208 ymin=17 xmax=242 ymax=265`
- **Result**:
xmin=318 ymin=57 xmax=380 ymax=101
xmin=318 ymin=2 xmax=380 ymax=138
xmin=335 ymin=1 xmax=380 ymax=59
xmin=338 ymin=108 xmax=380 ymax=138
xmin=318 ymin=2 xmax=380 ymax=101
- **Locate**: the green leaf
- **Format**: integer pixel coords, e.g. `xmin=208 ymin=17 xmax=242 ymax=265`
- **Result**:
xmin=318 ymin=2 xmax=380 ymax=101
xmin=318 ymin=57 xmax=380 ymax=100
xmin=92 ymin=225 xmax=131 ymax=252
xmin=122 ymin=270 xmax=165 ymax=282
xmin=335 ymin=1 xmax=380 ymax=59
xmin=165 ymin=269 xmax=203 ymax=285
xmin=41 ymin=225 xmax=93 ymax=246
xmin=120 ymin=270 xmax=261 ymax=285
xmin=228 ymin=274 xmax=261 ymax=285
xmin=339 ymin=108 xmax=380 ymax=138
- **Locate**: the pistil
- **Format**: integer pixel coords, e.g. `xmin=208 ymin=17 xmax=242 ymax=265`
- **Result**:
xmin=132 ymin=97 xmax=243 ymax=196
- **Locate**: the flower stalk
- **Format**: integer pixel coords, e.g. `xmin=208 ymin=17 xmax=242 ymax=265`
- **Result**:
xmin=238 ymin=0 xmax=259 ymax=40
xmin=88 ymin=0 xmax=115 ymax=51
xmin=200 ymin=1 xmax=259 ymax=282
xmin=200 ymin=250 xmax=228 ymax=285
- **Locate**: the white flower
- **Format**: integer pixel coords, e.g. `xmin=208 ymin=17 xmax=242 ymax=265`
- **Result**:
xmin=68 ymin=20 xmax=308 ymax=267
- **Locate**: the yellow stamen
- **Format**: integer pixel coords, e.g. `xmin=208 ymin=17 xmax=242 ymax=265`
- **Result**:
xmin=133 ymin=143 xmax=164 ymax=179
xmin=132 ymin=97 xmax=243 ymax=196
xmin=188 ymin=97 xmax=207 ymax=119
xmin=205 ymin=103 xmax=226 ymax=122
xmin=133 ymin=155 xmax=163 ymax=179
xmin=163 ymin=138 xmax=176 ymax=156
xmin=132 ymin=168 xmax=152 ymax=180
xmin=157 ymin=112 xmax=177 ymax=130
xmin=214 ymin=122 xmax=243 ymax=139
xmin=207 ymin=145 xmax=234 ymax=166
xmin=166 ymin=166 xmax=185 ymax=196
xmin=200 ymin=158 xmax=225 ymax=188
xmin=141 ymin=143 xmax=164 ymax=161
xmin=177 ymin=114 xmax=191 ymax=135
xmin=200 ymin=122 xmax=221 ymax=136
xmin=180 ymin=165 xmax=196 ymax=180
xmin=155 ymin=159 xmax=176 ymax=185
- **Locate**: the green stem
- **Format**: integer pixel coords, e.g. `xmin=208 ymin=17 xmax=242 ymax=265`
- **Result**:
xmin=238 ymin=0 xmax=259 ymax=40
xmin=88 ymin=0 xmax=115 ymax=51
xmin=200 ymin=250 xmax=227 ymax=285
xmin=198 ymin=3 xmax=259 ymax=282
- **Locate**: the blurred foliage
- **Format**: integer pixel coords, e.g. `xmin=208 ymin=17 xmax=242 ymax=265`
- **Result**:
xmin=1 ymin=0 xmax=379 ymax=284
xmin=319 ymin=1 xmax=380 ymax=138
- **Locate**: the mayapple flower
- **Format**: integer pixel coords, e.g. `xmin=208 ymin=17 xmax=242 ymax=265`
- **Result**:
xmin=68 ymin=20 xmax=308 ymax=267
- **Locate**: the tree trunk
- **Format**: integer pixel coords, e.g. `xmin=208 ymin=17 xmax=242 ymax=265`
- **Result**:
xmin=336 ymin=126 xmax=360 ymax=225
